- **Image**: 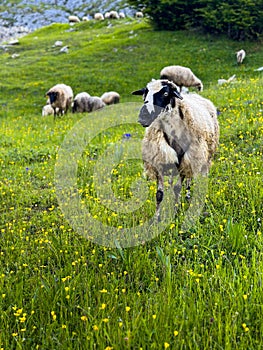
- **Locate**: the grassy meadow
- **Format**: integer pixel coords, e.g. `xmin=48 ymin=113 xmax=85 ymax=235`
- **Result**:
xmin=0 ymin=17 xmax=263 ymax=349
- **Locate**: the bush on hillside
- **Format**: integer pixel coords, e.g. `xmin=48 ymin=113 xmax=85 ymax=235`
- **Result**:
xmin=127 ymin=0 xmax=263 ymax=40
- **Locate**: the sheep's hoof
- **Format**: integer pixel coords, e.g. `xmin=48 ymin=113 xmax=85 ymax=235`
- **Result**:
xmin=154 ymin=212 xmax=161 ymax=223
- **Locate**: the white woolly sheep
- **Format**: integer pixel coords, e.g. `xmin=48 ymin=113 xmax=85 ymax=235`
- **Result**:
xmin=101 ymin=91 xmax=120 ymax=105
xmin=236 ymin=49 xmax=246 ymax=64
xmin=94 ymin=13 xmax=104 ymax=20
xmin=68 ymin=15 xmax=81 ymax=23
xmin=109 ymin=11 xmax=120 ymax=19
xmin=135 ymin=11 xmax=144 ymax=18
xmin=85 ymin=96 xmax=106 ymax=112
xmin=72 ymin=92 xmax=91 ymax=113
xmin=119 ymin=12 xmax=126 ymax=19
xmin=132 ymin=79 xmax=219 ymax=220
xmin=82 ymin=16 xmax=89 ymax=21
xmin=42 ymin=104 xmax=54 ymax=117
xmin=45 ymin=83 xmax=73 ymax=118
xmin=160 ymin=65 xmax=203 ymax=92
xmin=42 ymin=98 xmax=60 ymax=116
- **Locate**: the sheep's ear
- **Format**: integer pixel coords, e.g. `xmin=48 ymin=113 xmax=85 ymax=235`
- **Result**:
xmin=132 ymin=88 xmax=146 ymax=96
xmin=172 ymin=89 xmax=183 ymax=100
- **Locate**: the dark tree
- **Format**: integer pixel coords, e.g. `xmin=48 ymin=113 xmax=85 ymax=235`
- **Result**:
xmin=127 ymin=0 xmax=263 ymax=40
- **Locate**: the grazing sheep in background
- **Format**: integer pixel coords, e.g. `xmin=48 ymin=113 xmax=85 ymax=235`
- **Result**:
xmin=60 ymin=45 xmax=69 ymax=53
xmin=135 ymin=11 xmax=144 ymax=18
xmin=42 ymin=98 xmax=60 ymax=116
xmin=86 ymin=96 xmax=106 ymax=112
xmin=132 ymin=79 xmax=219 ymax=220
xmin=72 ymin=92 xmax=91 ymax=113
xmin=236 ymin=49 xmax=246 ymax=64
xmin=109 ymin=11 xmax=120 ymax=19
xmin=45 ymin=83 xmax=73 ymax=118
xmin=53 ymin=40 xmax=63 ymax=47
xmin=119 ymin=12 xmax=126 ymax=19
xmin=217 ymin=74 xmax=236 ymax=85
xmin=82 ymin=16 xmax=89 ymax=21
xmin=68 ymin=15 xmax=81 ymax=23
xmin=94 ymin=13 xmax=104 ymax=20
xmin=101 ymin=91 xmax=120 ymax=105
xmin=42 ymin=104 xmax=54 ymax=117
xmin=160 ymin=65 xmax=203 ymax=92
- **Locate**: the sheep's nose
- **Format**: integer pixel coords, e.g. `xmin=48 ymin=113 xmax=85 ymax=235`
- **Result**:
xmin=138 ymin=105 xmax=151 ymax=126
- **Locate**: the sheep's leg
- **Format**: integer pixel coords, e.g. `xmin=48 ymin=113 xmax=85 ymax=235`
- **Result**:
xmin=173 ymin=175 xmax=184 ymax=213
xmin=53 ymin=107 xmax=57 ymax=121
xmin=173 ymin=175 xmax=184 ymax=200
xmin=185 ymin=178 xmax=191 ymax=200
xmin=156 ymin=175 xmax=164 ymax=222
xmin=168 ymin=167 xmax=177 ymax=187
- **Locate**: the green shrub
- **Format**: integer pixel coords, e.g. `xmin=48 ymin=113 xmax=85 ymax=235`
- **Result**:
xmin=127 ymin=0 xmax=263 ymax=40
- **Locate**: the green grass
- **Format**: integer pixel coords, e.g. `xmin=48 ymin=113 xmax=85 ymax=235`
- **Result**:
xmin=0 ymin=18 xmax=263 ymax=349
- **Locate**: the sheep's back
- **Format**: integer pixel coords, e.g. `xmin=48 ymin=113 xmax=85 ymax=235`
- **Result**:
xmin=87 ymin=96 xmax=106 ymax=112
xmin=56 ymin=84 xmax=73 ymax=100
xmin=178 ymin=94 xmax=219 ymax=146
xmin=160 ymin=66 xmax=192 ymax=86
xmin=101 ymin=91 xmax=120 ymax=105
xmin=152 ymin=93 xmax=219 ymax=177
xmin=160 ymin=65 xmax=203 ymax=90
xmin=177 ymin=94 xmax=219 ymax=175
xmin=73 ymin=92 xmax=90 ymax=112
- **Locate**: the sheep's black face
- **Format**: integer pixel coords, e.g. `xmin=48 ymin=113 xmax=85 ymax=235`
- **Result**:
xmin=132 ymin=80 xmax=182 ymax=127
xmin=47 ymin=91 xmax=58 ymax=104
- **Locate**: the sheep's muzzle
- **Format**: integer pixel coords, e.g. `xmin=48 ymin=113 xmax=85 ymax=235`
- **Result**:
xmin=138 ymin=104 xmax=163 ymax=127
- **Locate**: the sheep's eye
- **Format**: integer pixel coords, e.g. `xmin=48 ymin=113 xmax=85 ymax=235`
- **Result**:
xmin=163 ymin=92 xmax=169 ymax=97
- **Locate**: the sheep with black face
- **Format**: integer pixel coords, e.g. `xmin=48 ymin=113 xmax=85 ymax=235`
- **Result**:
xmin=132 ymin=79 xmax=219 ymax=220
xmin=45 ymin=83 xmax=73 ymax=118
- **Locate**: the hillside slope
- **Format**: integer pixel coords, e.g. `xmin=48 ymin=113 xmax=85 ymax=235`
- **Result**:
xmin=0 ymin=18 xmax=263 ymax=350
xmin=0 ymin=18 xmax=263 ymax=116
